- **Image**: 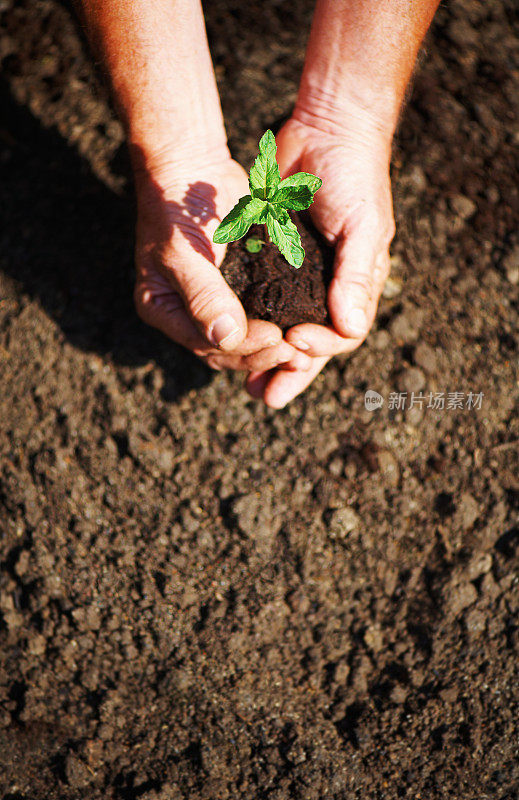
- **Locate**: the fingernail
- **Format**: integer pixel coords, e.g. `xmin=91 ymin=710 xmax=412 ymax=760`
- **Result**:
xmin=293 ymin=339 xmax=310 ymax=350
xmin=210 ymin=314 xmax=241 ymax=347
xmin=347 ymin=307 xmax=368 ymax=337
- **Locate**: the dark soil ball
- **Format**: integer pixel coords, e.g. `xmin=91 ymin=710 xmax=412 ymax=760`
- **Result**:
xmin=221 ymin=212 xmax=333 ymax=330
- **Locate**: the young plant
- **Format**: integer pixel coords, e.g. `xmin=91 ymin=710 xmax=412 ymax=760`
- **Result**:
xmin=213 ymin=130 xmax=322 ymax=268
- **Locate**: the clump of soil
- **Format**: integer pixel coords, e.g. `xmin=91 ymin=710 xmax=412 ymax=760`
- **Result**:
xmin=221 ymin=212 xmax=333 ymax=329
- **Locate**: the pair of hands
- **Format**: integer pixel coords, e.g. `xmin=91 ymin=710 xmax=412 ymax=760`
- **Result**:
xmin=133 ymin=115 xmax=395 ymax=408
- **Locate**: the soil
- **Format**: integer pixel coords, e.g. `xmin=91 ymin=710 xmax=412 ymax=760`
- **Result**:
xmin=0 ymin=1 xmax=518 ymax=799
xmin=221 ymin=215 xmax=333 ymax=329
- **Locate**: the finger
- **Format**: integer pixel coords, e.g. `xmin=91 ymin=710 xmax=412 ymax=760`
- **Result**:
xmin=209 ymin=343 xmax=313 ymax=374
xmin=288 ymin=249 xmax=390 ymax=357
xmin=135 ymin=282 xmax=209 ymax=352
xmin=348 ymin=248 xmax=390 ymax=333
xmin=370 ymin=250 xmax=391 ymax=317
xmin=282 ymin=350 xmax=315 ymax=372
xmin=246 ymin=357 xmax=330 ymax=409
xmin=165 ymin=240 xmax=249 ymax=352
xmin=136 ymin=278 xmax=299 ymax=377
xmin=136 ymin=271 xmax=283 ymax=356
xmin=206 ymin=319 xmax=284 ymax=361
xmin=285 ymin=323 xmax=364 ymax=357
xmin=244 ymin=354 xmax=318 ymax=400
xmin=328 ymin=223 xmax=380 ymax=339
xmin=245 ymin=370 xmax=272 ymax=399
xmin=241 ymin=341 xmax=305 ymax=373
xmin=237 ymin=319 xmax=283 ymax=355
xmin=207 ymin=341 xmax=297 ymax=373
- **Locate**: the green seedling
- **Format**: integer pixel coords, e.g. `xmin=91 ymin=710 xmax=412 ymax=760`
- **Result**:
xmin=213 ymin=130 xmax=322 ymax=268
xmin=245 ymin=235 xmax=264 ymax=253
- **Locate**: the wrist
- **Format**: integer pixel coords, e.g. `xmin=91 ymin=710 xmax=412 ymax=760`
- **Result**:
xmin=129 ymin=130 xmax=231 ymax=192
xmin=294 ymin=85 xmax=399 ymax=145
xmin=296 ymin=0 xmax=438 ymax=146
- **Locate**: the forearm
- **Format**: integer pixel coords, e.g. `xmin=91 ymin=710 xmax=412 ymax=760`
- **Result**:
xmin=296 ymin=0 xmax=440 ymax=137
xmin=77 ymin=0 xmax=228 ymax=173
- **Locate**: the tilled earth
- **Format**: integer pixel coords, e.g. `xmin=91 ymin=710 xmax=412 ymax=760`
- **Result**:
xmin=0 ymin=1 xmax=518 ymax=798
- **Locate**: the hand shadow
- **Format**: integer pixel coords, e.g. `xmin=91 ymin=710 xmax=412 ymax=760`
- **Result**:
xmin=131 ymin=142 xmax=220 ymax=267
xmin=180 ymin=181 xmax=220 ymax=261
xmin=0 ymin=79 xmax=215 ymax=402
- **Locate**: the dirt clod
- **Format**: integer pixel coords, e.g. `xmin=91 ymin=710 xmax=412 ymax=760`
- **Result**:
xmin=221 ymin=215 xmax=333 ymax=329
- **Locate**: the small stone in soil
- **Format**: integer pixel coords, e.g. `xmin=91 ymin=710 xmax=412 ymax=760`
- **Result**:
xmin=382 ymin=276 xmax=403 ymax=299
xmin=398 ymin=367 xmax=426 ymax=394
xmin=414 ymin=341 xmax=438 ymax=373
xmin=326 ymin=507 xmax=360 ymax=538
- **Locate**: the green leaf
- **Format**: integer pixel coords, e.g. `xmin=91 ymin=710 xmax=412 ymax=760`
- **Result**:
xmin=269 ymin=185 xmax=313 ymax=211
xmin=249 ymin=130 xmax=280 ymax=200
xmin=213 ymin=196 xmax=267 ymax=244
xmin=247 ymin=197 xmax=269 ymax=223
xmin=266 ymin=208 xmax=305 ymax=268
xmin=278 ymin=171 xmax=322 ymax=195
xmin=245 ymin=236 xmax=264 ymax=253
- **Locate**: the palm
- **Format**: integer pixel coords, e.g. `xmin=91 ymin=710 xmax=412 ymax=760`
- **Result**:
xmin=277 ymin=119 xmax=393 ymax=249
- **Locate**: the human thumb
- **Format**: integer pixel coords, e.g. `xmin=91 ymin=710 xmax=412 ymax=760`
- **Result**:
xmin=171 ymin=244 xmax=248 ymax=350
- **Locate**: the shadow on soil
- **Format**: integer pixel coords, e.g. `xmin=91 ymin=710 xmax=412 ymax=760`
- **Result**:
xmin=0 ymin=79 xmax=213 ymax=401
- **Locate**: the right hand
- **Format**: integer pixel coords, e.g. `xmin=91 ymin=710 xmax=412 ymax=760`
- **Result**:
xmin=133 ymin=154 xmax=311 ymax=373
xmin=246 ymin=115 xmax=395 ymax=407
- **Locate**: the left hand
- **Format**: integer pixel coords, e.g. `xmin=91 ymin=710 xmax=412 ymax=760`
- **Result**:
xmin=246 ymin=115 xmax=396 ymax=408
